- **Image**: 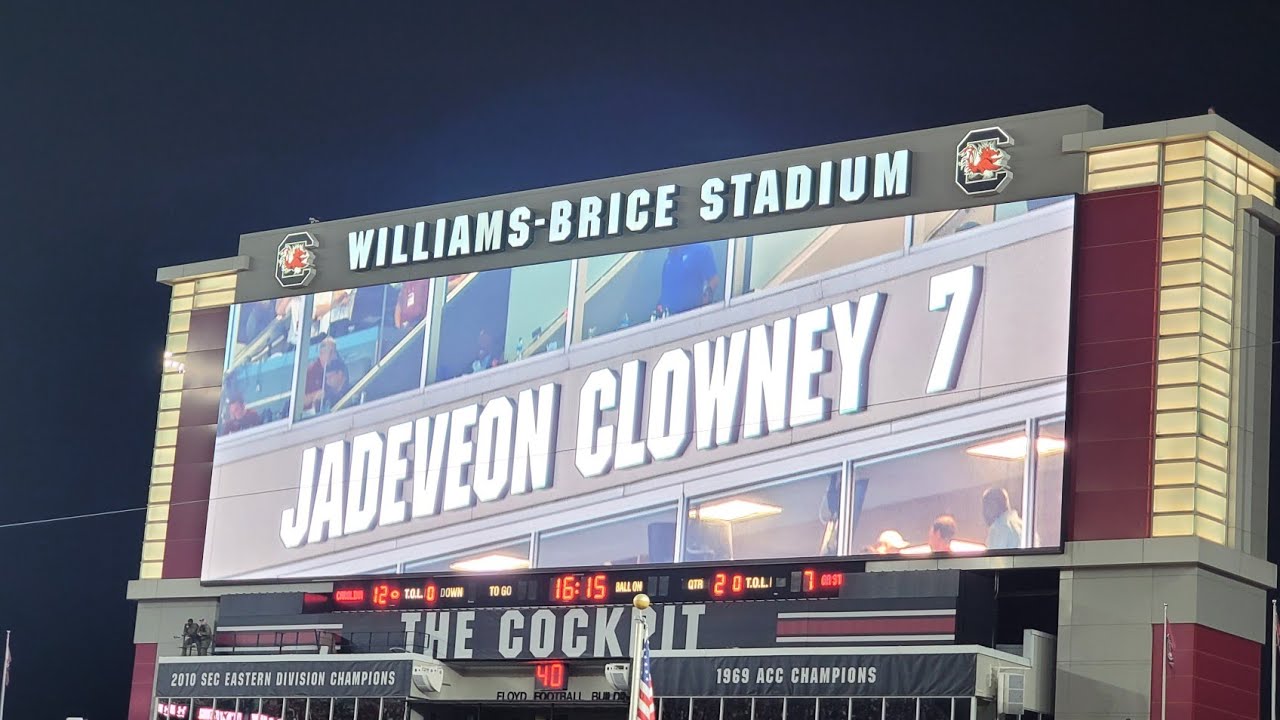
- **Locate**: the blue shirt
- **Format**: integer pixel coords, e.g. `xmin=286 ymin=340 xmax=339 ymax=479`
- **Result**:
xmin=659 ymin=243 xmax=717 ymax=313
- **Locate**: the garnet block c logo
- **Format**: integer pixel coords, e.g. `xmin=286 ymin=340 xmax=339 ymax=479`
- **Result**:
xmin=275 ymin=232 xmax=319 ymax=289
xmin=955 ymin=127 xmax=1014 ymax=196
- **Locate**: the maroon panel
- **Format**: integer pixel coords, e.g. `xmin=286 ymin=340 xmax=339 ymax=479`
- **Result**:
xmin=161 ymin=539 xmax=206 ymax=579
xmin=1073 ymin=289 xmax=1159 ymax=344
xmin=187 ymin=306 xmax=231 ymax=352
xmin=165 ymin=494 xmax=209 ymax=542
xmin=1071 ymin=488 xmax=1151 ymax=540
xmin=127 ymin=643 xmax=158 ymax=720
xmin=1072 ymin=388 xmax=1155 ymax=443
xmin=1078 ymin=186 xmax=1162 ymax=248
xmin=182 ymin=348 xmax=226 ymax=390
xmin=1067 ymin=185 xmax=1162 ymax=542
xmin=174 ymin=424 xmax=216 ymax=465
xmin=170 ymin=462 xmax=213 ymax=502
xmin=1075 ymin=239 xmax=1160 ymax=294
xmin=178 ymin=386 xmax=221 ymax=427
xmin=1151 ymin=624 xmax=1262 ymax=720
xmin=1073 ymin=338 xmax=1157 ymax=393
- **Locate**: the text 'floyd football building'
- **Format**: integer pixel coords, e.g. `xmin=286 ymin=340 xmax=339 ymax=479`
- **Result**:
xmin=129 ymin=106 xmax=1280 ymax=720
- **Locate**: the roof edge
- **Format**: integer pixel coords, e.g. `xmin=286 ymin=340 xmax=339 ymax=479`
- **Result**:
xmin=157 ymin=255 xmax=251 ymax=285
xmin=1064 ymin=113 xmax=1280 ymax=175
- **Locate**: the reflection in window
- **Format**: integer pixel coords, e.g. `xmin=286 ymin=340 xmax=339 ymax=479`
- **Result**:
xmin=538 ymin=507 xmax=678 ymax=568
xmin=403 ymin=538 xmax=531 ymax=574
xmin=308 ymin=697 xmax=333 ymax=720
xmin=735 ymin=217 xmax=904 ymax=296
xmin=217 ymin=699 xmax=237 ymax=712
xmin=883 ymin=699 xmax=915 ymax=720
xmin=574 ymin=241 xmax=727 ymax=342
xmin=357 ymin=698 xmax=383 ymax=720
xmin=912 ymin=195 xmax=1070 ymax=246
xmin=848 ymin=699 xmax=881 ymax=720
xmin=785 ymin=698 xmax=816 ymax=720
xmin=919 ymin=698 xmax=951 ymax=720
xmin=1034 ymin=419 xmax=1066 ymax=549
xmin=286 ymin=698 xmax=308 ymax=720
xmin=817 ymin=698 xmax=848 ymax=720
xmin=429 ymin=262 xmax=571 ymax=383
xmin=333 ymin=698 xmax=356 ymax=720
xmin=219 ymin=297 xmax=301 ymax=436
xmin=692 ymin=698 xmax=721 ymax=720
xmin=722 ymin=698 xmax=750 ymax=720
xmin=193 ymin=699 xmax=215 ymax=719
xmin=661 ymin=698 xmax=691 ymax=720
xmin=262 ymin=699 xmax=284 ymax=718
xmin=297 ymin=283 xmax=428 ymax=421
xmin=851 ymin=429 xmax=1031 ymax=556
xmin=238 ymin=698 xmax=260 ymax=714
xmin=381 ymin=698 xmax=407 ymax=720
xmin=755 ymin=698 xmax=783 ymax=720
xmin=685 ymin=470 xmax=841 ymax=563
xmin=952 ymin=698 xmax=971 ymax=719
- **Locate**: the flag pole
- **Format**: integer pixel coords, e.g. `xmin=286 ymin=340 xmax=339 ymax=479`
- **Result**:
xmin=1161 ymin=603 xmax=1169 ymax=720
xmin=628 ymin=596 xmax=650 ymax=720
xmin=0 ymin=629 xmax=9 ymax=720
xmin=1271 ymin=598 xmax=1277 ymax=720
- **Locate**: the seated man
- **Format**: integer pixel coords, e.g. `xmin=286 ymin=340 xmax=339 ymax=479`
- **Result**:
xmin=928 ymin=515 xmax=958 ymax=554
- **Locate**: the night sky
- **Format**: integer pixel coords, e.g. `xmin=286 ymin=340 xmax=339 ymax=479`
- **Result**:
xmin=1 ymin=2 xmax=1278 ymax=717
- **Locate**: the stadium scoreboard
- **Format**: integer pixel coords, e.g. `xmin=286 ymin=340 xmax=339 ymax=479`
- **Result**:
xmin=305 ymin=564 xmax=849 ymax=612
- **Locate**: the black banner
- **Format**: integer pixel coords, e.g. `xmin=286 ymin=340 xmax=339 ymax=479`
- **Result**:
xmin=156 ymin=659 xmax=411 ymax=698
xmin=650 ymin=653 xmax=976 ymax=697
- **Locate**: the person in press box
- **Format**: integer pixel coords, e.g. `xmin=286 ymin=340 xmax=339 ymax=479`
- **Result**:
xmin=181 ymin=618 xmax=197 ymax=656
xmin=655 ymin=242 xmax=720 ymax=319
xmin=982 ymin=486 xmax=1025 ymax=550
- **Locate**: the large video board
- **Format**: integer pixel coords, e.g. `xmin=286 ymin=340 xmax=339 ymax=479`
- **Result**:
xmin=204 ymin=196 xmax=1073 ymax=581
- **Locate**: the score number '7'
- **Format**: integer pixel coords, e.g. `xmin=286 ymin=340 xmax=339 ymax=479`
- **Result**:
xmin=925 ymin=265 xmax=984 ymax=394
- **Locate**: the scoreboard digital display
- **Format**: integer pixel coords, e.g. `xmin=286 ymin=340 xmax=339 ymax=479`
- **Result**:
xmin=306 ymin=564 xmax=850 ymax=612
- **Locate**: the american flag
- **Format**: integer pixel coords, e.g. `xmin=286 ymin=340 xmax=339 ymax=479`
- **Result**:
xmin=636 ymin=633 xmax=654 ymax=720
xmin=2 ymin=632 xmax=10 ymax=688
xmin=1165 ymin=615 xmax=1175 ymax=668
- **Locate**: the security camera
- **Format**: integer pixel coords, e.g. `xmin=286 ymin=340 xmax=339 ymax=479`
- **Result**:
xmin=604 ymin=662 xmax=631 ymax=691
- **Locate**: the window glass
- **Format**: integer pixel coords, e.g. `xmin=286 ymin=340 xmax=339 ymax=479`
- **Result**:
xmin=287 ymin=698 xmax=309 ymax=720
xmin=883 ymin=699 xmax=915 ymax=720
xmin=912 ymin=196 xmax=1070 ymax=246
xmin=722 ymin=698 xmax=751 ymax=720
xmin=357 ymin=698 xmax=382 ymax=720
xmin=193 ymin=699 xmax=215 ymax=719
xmin=333 ymin=698 xmax=356 ymax=720
xmin=660 ymin=698 xmax=691 ymax=720
xmin=238 ymin=698 xmax=261 ymax=714
xmin=219 ymin=297 xmax=300 ymax=435
xmin=308 ymin=697 xmax=333 ymax=720
xmin=785 ymin=698 xmax=816 ymax=720
xmin=685 ymin=469 xmax=841 ymax=562
xmin=575 ymin=241 xmax=727 ymax=342
xmin=538 ymin=507 xmax=678 ymax=568
xmin=754 ymin=698 xmax=783 ymax=720
xmin=919 ymin=698 xmax=950 ymax=720
xmin=429 ymin=262 xmax=571 ymax=383
xmin=848 ymin=699 xmax=881 ymax=720
xmin=952 ymin=698 xmax=970 ymax=719
xmin=817 ymin=698 xmax=848 ymax=720
xmin=403 ymin=538 xmax=531 ymax=573
xmin=692 ymin=698 xmax=721 ymax=720
xmin=381 ymin=698 xmax=407 ymax=720
xmin=262 ymin=699 xmax=284 ymax=718
xmin=1035 ymin=419 xmax=1066 ymax=548
xmin=736 ymin=217 xmax=903 ymax=296
xmin=296 ymin=282 xmax=428 ymax=421
xmin=851 ymin=429 xmax=1030 ymax=557
xmin=217 ymin=698 xmax=237 ymax=711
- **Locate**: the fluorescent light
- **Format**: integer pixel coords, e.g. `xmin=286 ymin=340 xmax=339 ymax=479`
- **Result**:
xmin=965 ymin=435 xmax=1066 ymax=460
xmin=449 ymin=553 xmax=530 ymax=573
xmin=695 ymin=498 xmax=783 ymax=523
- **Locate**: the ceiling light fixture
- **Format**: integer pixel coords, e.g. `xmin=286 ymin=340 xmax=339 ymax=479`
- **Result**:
xmin=695 ymin=498 xmax=783 ymax=523
xmin=965 ymin=435 xmax=1066 ymax=460
xmin=448 ymin=553 xmax=530 ymax=573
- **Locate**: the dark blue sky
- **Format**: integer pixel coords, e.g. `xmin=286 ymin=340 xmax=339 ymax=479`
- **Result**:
xmin=1 ymin=2 xmax=1278 ymax=717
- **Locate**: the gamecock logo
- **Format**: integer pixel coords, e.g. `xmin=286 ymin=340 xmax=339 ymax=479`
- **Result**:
xmin=275 ymin=231 xmax=319 ymax=289
xmin=955 ymin=127 xmax=1014 ymax=196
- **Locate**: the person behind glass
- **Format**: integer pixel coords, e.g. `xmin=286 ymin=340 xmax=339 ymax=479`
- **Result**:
xmin=221 ymin=394 xmax=262 ymax=434
xmin=320 ymin=361 xmax=351 ymax=412
xmin=304 ymin=337 xmax=343 ymax=412
xmin=865 ymin=530 xmax=909 ymax=555
xmin=470 ymin=328 xmax=503 ymax=373
xmin=196 ymin=618 xmax=212 ymax=656
xmin=395 ymin=279 xmax=431 ymax=330
xmin=928 ymin=515 xmax=958 ymax=553
xmin=181 ymin=618 xmax=197 ymax=656
xmin=982 ymin=487 xmax=1025 ymax=550
xmin=655 ymin=242 xmax=719 ymax=320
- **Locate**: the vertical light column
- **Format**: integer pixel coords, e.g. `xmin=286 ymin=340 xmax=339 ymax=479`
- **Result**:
xmin=138 ymin=274 xmax=237 ymax=580
xmin=1150 ymin=139 xmax=1275 ymax=543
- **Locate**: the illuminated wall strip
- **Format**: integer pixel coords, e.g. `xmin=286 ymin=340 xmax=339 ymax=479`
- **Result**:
xmin=139 ymin=274 xmax=238 ymax=579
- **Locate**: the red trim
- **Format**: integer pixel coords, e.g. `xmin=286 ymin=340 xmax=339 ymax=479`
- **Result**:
xmin=126 ymin=643 xmax=158 ymax=720
xmin=1150 ymin=623 xmax=1261 ymax=720
xmin=777 ymin=616 xmax=956 ymax=637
